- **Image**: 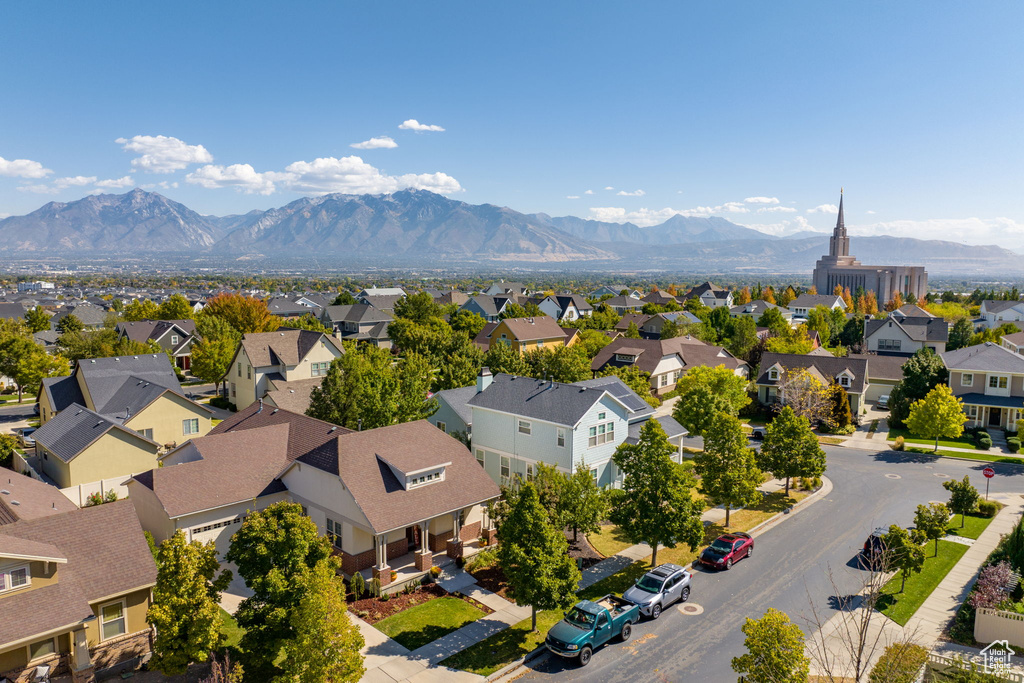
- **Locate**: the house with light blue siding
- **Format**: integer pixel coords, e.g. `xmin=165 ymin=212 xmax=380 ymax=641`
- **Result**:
xmin=467 ymin=370 xmax=686 ymax=488
xmin=429 ymin=384 xmax=477 ymax=438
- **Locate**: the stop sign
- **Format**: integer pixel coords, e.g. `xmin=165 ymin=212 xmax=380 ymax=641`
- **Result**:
xmin=983 ymin=467 xmax=996 ymax=479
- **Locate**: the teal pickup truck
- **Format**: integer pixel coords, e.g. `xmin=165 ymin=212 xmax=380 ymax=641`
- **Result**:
xmin=544 ymin=595 xmax=641 ymax=667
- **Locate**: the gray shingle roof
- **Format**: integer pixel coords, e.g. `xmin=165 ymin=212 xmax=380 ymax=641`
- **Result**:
xmin=626 ymin=415 xmax=688 ymax=444
xmin=982 ymin=300 xmax=1024 ymax=314
xmin=434 ymin=385 xmax=479 ymax=426
xmin=468 ymin=374 xmax=627 ymax=427
xmin=75 ymin=354 xmax=181 ymax=413
xmin=865 ymin=316 xmax=949 ymax=343
xmin=322 ymin=304 xmax=393 ymax=324
xmin=33 ymin=403 xmax=159 ymax=462
xmin=41 ymin=375 xmax=85 ymax=413
xmin=0 ymin=302 xmax=26 ymax=321
xmin=956 ymin=393 xmax=1024 ymax=409
xmin=941 ymin=342 xmax=1024 ymax=373
xmin=790 ymin=294 xmax=846 ymax=310
xmin=757 ymin=352 xmax=869 ymax=394
xmin=573 ymin=376 xmax=654 ymax=418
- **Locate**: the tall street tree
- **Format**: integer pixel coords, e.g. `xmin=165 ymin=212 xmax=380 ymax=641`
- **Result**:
xmin=202 ymin=293 xmax=281 ymax=335
xmin=496 ymin=483 xmax=581 ymax=631
xmin=758 ymin=406 xmax=826 ymax=495
xmin=906 ymin=384 xmax=967 ymax=452
xmin=730 ymin=608 xmax=810 ymax=683
xmin=611 ymin=419 xmax=704 ymax=566
xmin=673 ymin=364 xmax=751 ymax=436
xmin=274 ymin=560 xmax=365 ymax=683
xmin=888 ymin=349 xmax=948 ymax=428
xmin=562 ymin=462 xmax=609 ymax=542
xmin=225 ymin=501 xmax=335 ymax=680
xmin=147 ymin=531 xmax=233 ymax=676
xmin=696 ymin=413 xmax=763 ymax=527
xmin=914 ymin=502 xmax=951 ymax=557
xmin=190 ymin=314 xmax=240 ymax=394
xmin=882 ymin=525 xmax=925 ymax=594
xmin=942 ymin=476 xmax=980 ymax=528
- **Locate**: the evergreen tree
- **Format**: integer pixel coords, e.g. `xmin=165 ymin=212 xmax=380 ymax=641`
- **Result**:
xmin=625 ymin=321 xmax=642 ymax=338
xmin=947 ymin=318 xmax=975 ymax=351
xmin=55 ymin=313 xmax=83 ymax=335
xmin=331 ymin=291 xmax=357 ymax=306
xmin=23 ymin=306 xmax=50 ymax=333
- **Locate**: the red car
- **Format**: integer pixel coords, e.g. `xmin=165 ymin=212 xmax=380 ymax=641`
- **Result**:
xmin=699 ymin=532 xmax=754 ymax=570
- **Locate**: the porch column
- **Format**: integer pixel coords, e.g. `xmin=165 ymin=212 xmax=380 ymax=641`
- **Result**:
xmin=414 ymin=520 xmax=432 ymax=572
xmin=372 ymin=533 xmax=392 ymax=586
xmin=446 ymin=510 xmax=464 ymax=560
xmin=70 ymin=627 xmax=95 ymax=683
xmin=482 ymin=504 xmax=498 ymax=546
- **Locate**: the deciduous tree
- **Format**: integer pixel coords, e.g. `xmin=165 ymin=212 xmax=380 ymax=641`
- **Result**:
xmin=496 ymin=483 xmax=581 ymax=631
xmin=906 ymin=384 xmax=966 ymax=452
xmin=625 ymin=321 xmax=641 ymax=339
xmin=675 ymin=364 xmax=750 ymax=421
xmin=776 ymin=367 xmax=829 ymax=425
xmin=914 ymin=502 xmax=951 ymax=557
xmin=157 ymin=294 xmax=195 ymax=321
xmin=696 ymin=413 xmax=762 ymax=527
xmin=123 ymin=298 xmax=161 ymax=321
xmin=449 ymin=309 xmax=487 ymax=338
xmin=56 ymin=314 xmax=83 ymax=335
xmin=483 ymin=341 xmax=530 ymax=377
xmin=598 ymin=364 xmax=658 ymax=407
xmin=730 ymin=608 xmax=809 ymax=683
xmin=562 ymin=463 xmax=609 ymax=542
xmin=202 ymin=293 xmax=281 ymax=335
xmin=943 ymin=476 xmax=980 ymax=527
xmin=758 ymin=406 xmax=826 ymax=495
xmin=147 ymin=531 xmax=233 ymax=676
xmin=881 ymin=525 xmax=925 ymax=593
xmin=190 ymin=314 xmax=241 ymax=393
xmin=889 ymin=349 xmax=948 ymax=428
xmin=331 ymin=291 xmax=357 ymax=306
xmin=611 ymin=420 xmax=704 ymax=566
xmin=947 ymin=317 xmax=975 ymax=351
xmin=23 ymin=306 xmax=50 ymax=333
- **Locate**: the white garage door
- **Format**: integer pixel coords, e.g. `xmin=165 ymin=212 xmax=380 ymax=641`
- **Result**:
xmin=189 ymin=520 xmax=238 ymax=558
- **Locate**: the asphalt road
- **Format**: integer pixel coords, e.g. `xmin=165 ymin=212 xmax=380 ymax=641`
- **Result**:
xmin=518 ymin=446 xmax=1024 ymax=683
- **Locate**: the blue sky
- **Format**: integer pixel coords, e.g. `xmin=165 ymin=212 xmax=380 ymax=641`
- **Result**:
xmin=2 ymin=1 xmax=1023 ymax=246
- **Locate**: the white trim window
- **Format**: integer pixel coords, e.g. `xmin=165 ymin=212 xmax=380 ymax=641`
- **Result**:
xmin=0 ymin=565 xmax=30 ymax=593
xmin=310 ymin=361 xmax=330 ymax=377
xmin=526 ymin=463 xmax=534 ymax=482
xmin=182 ymin=418 xmax=200 ymax=435
xmin=326 ymin=518 xmax=343 ymax=550
xmin=966 ymin=405 xmax=978 ymax=419
xmin=878 ymin=339 xmax=902 ymax=351
xmin=590 ymin=467 xmax=599 ymax=484
xmin=962 ymin=373 xmax=974 ymax=387
xmin=768 ymin=368 xmax=779 ymax=381
xmin=838 ymin=375 xmax=850 ymax=388
xmin=436 ymin=421 xmax=447 ymax=433
xmin=500 ymin=455 xmax=510 ymax=481
xmin=989 ymin=376 xmax=1009 ymax=389
xmin=588 ymin=421 xmax=615 ymax=447
xmin=556 ymin=427 xmax=566 ymax=448
xmin=475 ymin=449 xmax=485 ymax=468
xmin=170 ymin=335 xmax=179 ymax=346
xmin=28 ymin=637 xmax=55 ymax=662
xmin=518 ymin=420 xmax=532 ymax=435
xmin=659 ymin=373 xmax=669 ymax=388
xmin=100 ymin=600 xmax=127 ymax=640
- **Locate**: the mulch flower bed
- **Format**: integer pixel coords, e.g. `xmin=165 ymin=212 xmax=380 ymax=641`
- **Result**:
xmin=347 ymin=582 xmax=493 ymax=624
xmin=563 ymin=528 xmax=604 ymax=569
xmin=468 ymin=564 xmax=513 ymax=601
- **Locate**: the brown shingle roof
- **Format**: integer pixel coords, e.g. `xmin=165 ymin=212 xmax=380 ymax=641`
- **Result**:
xmin=238 ymin=329 xmax=343 ymax=367
xmin=0 ymin=500 xmax=157 ymax=648
xmin=0 ymin=472 xmax=78 ymax=524
xmin=264 ymin=377 xmax=323 ymax=414
xmin=592 ymin=336 xmax=745 ymax=376
xmin=500 ymin=316 xmax=569 ymax=342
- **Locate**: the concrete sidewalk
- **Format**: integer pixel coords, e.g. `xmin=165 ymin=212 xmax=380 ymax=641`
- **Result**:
xmin=807 ymin=492 xmax=1024 ymax=679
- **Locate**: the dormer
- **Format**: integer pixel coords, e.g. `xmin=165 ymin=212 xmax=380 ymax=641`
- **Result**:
xmin=0 ymin=536 xmax=67 ymax=597
xmin=835 ymin=369 xmax=855 ymax=388
xmin=766 ymin=363 xmax=783 ymax=381
xmin=615 ymin=347 xmax=644 ymax=364
xmin=377 ymin=455 xmax=452 ymax=491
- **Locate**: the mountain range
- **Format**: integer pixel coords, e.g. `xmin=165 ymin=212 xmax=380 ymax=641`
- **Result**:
xmin=0 ymin=188 xmax=1019 ymax=274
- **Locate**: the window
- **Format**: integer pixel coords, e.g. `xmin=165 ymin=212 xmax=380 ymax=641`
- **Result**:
xmin=526 ymin=464 xmax=534 ymax=481
xmin=0 ymin=565 xmax=29 ymax=593
xmin=246 ymin=365 xmax=251 ymax=380
xmin=139 ymin=428 xmax=153 ymax=440
xmin=967 ymin=405 xmax=978 ymax=418
xmin=500 ymin=456 xmax=510 ymax=480
xmin=768 ymin=369 xmax=778 ymax=380
xmin=557 ymin=427 xmax=566 ymax=448
xmin=518 ymin=420 xmax=532 ymax=435
xmin=29 ymin=638 xmax=55 ymax=661
xmin=170 ymin=335 xmax=179 ymax=346
xmin=100 ymin=601 xmax=126 ymax=640
xmin=310 ymin=361 xmax=330 ymax=377
xmin=615 ymin=353 xmax=636 ymax=363
xmin=659 ymin=373 xmax=669 ymax=387
xmin=475 ymin=449 xmax=485 ymax=468
xmin=990 ymin=376 xmax=1009 ymax=389
xmin=326 ymin=518 xmax=343 ymax=550
xmin=598 ymin=412 xmax=606 ymax=420
xmin=182 ymin=418 xmax=200 ymax=435
xmin=591 ymin=467 xmax=599 ymax=483
xmin=588 ymin=421 xmax=615 ymax=447
xmin=436 ymin=421 xmax=447 ymax=433
xmin=962 ymin=373 xmax=974 ymax=387
xmin=878 ymin=339 xmax=902 ymax=351
xmin=839 ymin=376 xmax=850 ymax=387
xmin=673 ymin=370 xmax=682 ymax=383
xmin=237 ymin=362 xmax=242 ymax=377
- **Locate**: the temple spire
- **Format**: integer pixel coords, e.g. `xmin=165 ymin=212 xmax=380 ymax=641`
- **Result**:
xmin=835 ymin=189 xmax=845 ymax=235
xmin=828 ymin=189 xmax=850 ymax=258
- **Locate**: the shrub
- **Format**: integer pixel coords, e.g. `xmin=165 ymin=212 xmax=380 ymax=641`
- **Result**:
xmin=210 ymin=396 xmax=237 ymax=411
xmin=979 ymin=500 xmax=1000 ymax=518
xmin=103 ymin=489 xmax=118 ymax=503
xmin=85 ymin=491 xmax=103 ymax=507
xmin=356 ymin=609 xmax=370 ymax=619
xmin=978 ymin=435 xmax=993 ymax=451
xmin=389 ymin=569 xmax=397 ymax=581
xmin=404 ymin=583 xmax=416 ymax=595
xmin=798 ymin=476 xmax=822 ymax=491
xmin=368 ymin=577 xmax=382 ymax=598
xmin=465 ymin=548 xmax=497 ymax=574
xmin=455 ymin=555 xmax=465 ymax=569
xmin=868 ymin=642 xmax=929 ymax=683
xmin=421 ymin=574 xmax=434 ymax=586
xmin=891 ymin=436 xmax=905 ymax=451
xmin=970 ymin=561 xmax=1014 ymax=610
xmin=380 ymin=591 xmax=391 ymax=602
xmin=350 ymin=571 xmax=365 ymax=601
xmin=478 ymin=535 xmax=489 ymax=547
xmin=1008 ymin=437 xmax=1021 ymax=453
xmin=429 ymin=565 xmax=442 ymax=577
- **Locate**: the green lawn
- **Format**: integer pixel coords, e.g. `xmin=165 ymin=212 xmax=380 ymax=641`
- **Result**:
xmin=946 ymin=512 xmax=997 ymax=541
xmin=587 ymin=524 xmax=634 ymax=558
xmin=879 ymin=540 xmax=969 ymax=626
xmin=904 ymin=446 xmax=1024 ymax=466
xmin=439 ymin=608 xmax=561 ymax=676
xmin=375 ymin=597 xmax=487 ymax=651
xmin=219 ymin=607 xmax=244 ymax=650
xmin=888 ymin=427 xmax=978 ymax=450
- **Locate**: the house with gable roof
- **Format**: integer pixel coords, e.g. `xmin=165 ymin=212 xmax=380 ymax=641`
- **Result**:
xmin=682 ymin=282 xmax=733 ymax=309
xmin=789 ymin=293 xmax=847 ymax=320
xmin=128 ymin=403 xmax=499 ymax=587
xmin=319 ymin=304 xmax=393 ymax=348
xmin=980 ymin=300 xmax=1024 ymax=329
xmin=592 ymin=336 xmax=747 ymax=395
xmin=115 ymin=319 xmax=197 ymax=371
xmin=479 ymin=316 xmax=579 ymax=354
xmin=864 ymin=312 xmax=949 ymax=355
xmin=755 ymin=352 xmax=868 ymax=414
xmin=224 ymin=329 xmax=345 ymax=410
xmin=940 ymin=342 xmax=1024 ymax=431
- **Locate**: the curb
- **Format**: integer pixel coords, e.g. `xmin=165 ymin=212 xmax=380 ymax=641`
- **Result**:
xmin=747 ymin=475 xmax=833 ymax=539
xmin=485 ymin=643 xmax=548 ymax=682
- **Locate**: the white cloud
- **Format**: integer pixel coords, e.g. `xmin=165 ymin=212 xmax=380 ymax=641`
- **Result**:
xmin=94 ymin=176 xmax=136 ymax=189
xmin=398 ymin=119 xmax=445 ymax=132
xmin=849 ymin=217 xmax=1024 ymax=248
xmin=279 ymin=156 xmax=462 ymax=195
xmin=807 ymin=203 xmax=839 ymax=214
xmin=116 ymin=135 xmax=213 ymax=173
xmin=604 ymin=186 xmax=614 ymax=191
xmin=350 ymin=136 xmax=398 ymax=150
xmin=584 ymin=189 xmax=594 ymax=195
xmin=737 ymin=216 xmax=819 ymax=237
xmin=17 ymin=184 xmax=57 ymax=194
xmin=616 ymin=189 xmax=646 ymax=197
xmin=140 ymin=181 xmax=179 ymax=190
xmin=866 ymin=210 xmax=876 ymax=215
xmin=757 ymin=206 xmax=797 ymax=213
xmin=55 ymin=176 xmax=97 ymax=188
xmin=588 ymin=200 xmax=756 ymax=226
xmin=186 ymin=164 xmax=279 ymax=195
xmin=566 ymin=195 xmax=580 ymax=199
xmin=744 ymin=196 xmax=780 ymax=205
xmin=0 ymin=156 xmax=52 ymax=179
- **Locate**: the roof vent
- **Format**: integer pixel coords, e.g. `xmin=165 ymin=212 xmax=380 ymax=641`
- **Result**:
xmin=330 ymin=426 xmax=337 ymax=432
xmin=134 ymin=356 xmax=139 ymax=359
xmin=114 ymin=357 xmax=120 ymax=362
xmin=10 ymin=500 xmax=19 ymax=506
xmin=90 ymin=359 xmax=96 ymax=363
xmin=271 ymin=408 xmax=279 ymax=414
xmin=0 ymin=489 xmax=9 ymax=495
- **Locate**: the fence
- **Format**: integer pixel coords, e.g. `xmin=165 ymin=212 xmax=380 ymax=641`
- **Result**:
xmin=60 ymin=476 xmax=135 ymax=507
xmin=976 ymin=607 xmax=1024 ymax=649
xmin=12 ymin=451 xmax=43 ymax=481
xmin=928 ymin=651 xmax=1024 ymax=682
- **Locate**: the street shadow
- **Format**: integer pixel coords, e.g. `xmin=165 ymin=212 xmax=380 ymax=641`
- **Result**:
xmin=828 ymin=593 xmax=865 ymax=611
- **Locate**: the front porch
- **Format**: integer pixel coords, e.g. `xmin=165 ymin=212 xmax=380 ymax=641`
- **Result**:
xmin=960 ymin=394 xmax=1023 ymax=431
xmin=349 ymin=537 xmax=491 ymax=594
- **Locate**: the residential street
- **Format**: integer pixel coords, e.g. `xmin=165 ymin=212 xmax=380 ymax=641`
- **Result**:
xmin=517 ymin=446 xmax=1024 ymax=683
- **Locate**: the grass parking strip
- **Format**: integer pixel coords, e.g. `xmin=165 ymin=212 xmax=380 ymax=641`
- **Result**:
xmin=903 ymin=447 xmax=1024 ymax=466
xmin=879 ymin=540 xmax=969 ymax=626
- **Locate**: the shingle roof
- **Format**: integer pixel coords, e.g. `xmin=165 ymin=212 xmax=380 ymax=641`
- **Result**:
xmin=592 ymin=336 xmax=745 ymax=377
xmin=468 ymin=374 xmax=626 ymax=426
xmin=296 ymin=420 xmax=500 ymax=534
xmin=941 ymin=342 xmax=1024 ymax=373
xmin=865 ymin=316 xmax=949 ymax=343
xmin=790 ymin=294 xmax=846 ymax=310
xmin=756 ymin=352 xmax=868 ymax=394
xmin=0 ymin=500 xmax=157 ymax=649
xmin=850 ymin=353 xmax=908 ymax=382
xmin=730 ymin=300 xmax=792 ymax=317
xmin=573 ymin=376 xmax=654 ymax=418
xmin=0 ymin=535 xmax=66 ymax=562
xmin=626 ymin=415 xmax=688 ymax=444
xmin=682 ymin=281 xmax=725 ymax=299
xmin=604 ymin=296 xmax=645 ymax=309
xmin=554 ymin=294 xmax=593 ymax=313
xmin=1002 ymin=331 xmax=1024 ymax=346
xmin=434 ymin=385 xmax=479 ymax=426
xmin=464 ymin=295 xmax=501 ymax=318
xmin=116 ymin=319 xmax=196 ymax=344
xmin=75 ymin=354 xmax=182 ymax=413
xmin=0 ymin=302 xmax=26 ymax=321
xmin=499 ymin=316 xmax=568 ymax=342
xmin=238 ymin=329 xmax=343 ymax=368
xmin=33 ymin=403 xmax=159 ymax=462
xmin=322 ymin=304 xmax=393 ymax=324
xmin=41 ymin=375 xmax=85 ymax=413
xmin=982 ymin=300 xmax=1024 ymax=314
xmin=0 ymin=472 xmax=77 ymax=524
xmin=264 ymin=377 xmax=323 ymax=414
xmin=892 ymin=304 xmax=934 ymax=318
xmin=361 ymin=294 xmax=404 ymax=311
xmin=955 ymin=393 xmax=1024 ymax=409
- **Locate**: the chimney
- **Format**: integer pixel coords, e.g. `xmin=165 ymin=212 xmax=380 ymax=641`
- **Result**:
xmin=257 ymin=398 xmax=263 ymax=413
xmin=477 ymin=367 xmax=493 ymax=394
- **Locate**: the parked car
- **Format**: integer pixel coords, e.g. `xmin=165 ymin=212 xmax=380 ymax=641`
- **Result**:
xmin=860 ymin=527 xmax=888 ymax=569
xmin=622 ymin=563 xmax=691 ymax=619
xmin=16 ymin=427 xmax=36 ymax=448
xmin=699 ymin=532 xmax=754 ymax=570
xmin=876 ymin=395 xmax=890 ymax=410
xmin=750 ymin=426 xmax=766 ymax=440
xmin=545 ymin=595 xmax=640 ymax=666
